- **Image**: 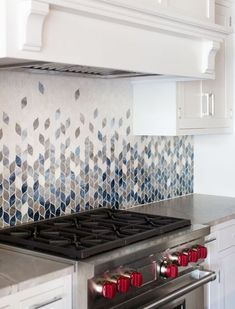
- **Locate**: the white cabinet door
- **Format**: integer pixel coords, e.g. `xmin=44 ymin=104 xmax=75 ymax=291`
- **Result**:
xmin=205 ymin=223 xmax=235 ymax=309
xmin=101 ymin=0 xmax=215 ymax=23
xmin=178 ymin=37 xmax=232 ymax=133
xmin=220 ymin=249 xmax=235 ymax=309
xmin=201 ymin=38 xmax=232 ymax=129
xmin=165 ymin=0 xmax=215 ymax=22
xmin=215 ymin=1 xmax=232 ymax=28
xmin=0 ymin=296 xmax=12 ymax=309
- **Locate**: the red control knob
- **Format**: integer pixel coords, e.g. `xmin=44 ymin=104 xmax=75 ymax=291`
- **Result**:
xmin=161 ymin=263 xmax=178 ymax=279
xmin=188 ymin=249 xmax=199 ymax=263
xmin=198 ymin=245 xmax=208 ymax=259
xmin=102 ymin=282 xmax=117 ymax=299
xmin=130 ymin=271 xmax=143 ymax=287
xmin=117 ymin=276 xmax=130 ymax=293
xmin=166 ymin=264 xmax=178 ymax=278
xmin=178 ymin=253 xmax=189 ymax=267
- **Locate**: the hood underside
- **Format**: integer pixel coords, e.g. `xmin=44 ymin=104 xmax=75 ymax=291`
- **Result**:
xmin=0 ymin=62 xmax=161 ymax=79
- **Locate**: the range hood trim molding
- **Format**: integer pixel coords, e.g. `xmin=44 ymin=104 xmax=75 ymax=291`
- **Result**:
xmin=20 ymin=0 xmax=231 ymax=53
xmin=1 ymin=0 xmax=232 ymax=79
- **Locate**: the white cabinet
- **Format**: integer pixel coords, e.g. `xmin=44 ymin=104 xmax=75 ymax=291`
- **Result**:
xmin=205 ymin=221 xmax=235 ymax=309
xmin=178 ymin=40 xmax=233 ymax=134
xmin=132 ymin=1 xmax=233 ymax=136
xmin=112 ymin=0 xmax=215 ymax=23
xmin=0 ymin=275 xmax=72 ymax=309
xmin=215 ymin=0 xmax=232 ymax=28
xmin=165 ymin=0 xmax=215 ymax=22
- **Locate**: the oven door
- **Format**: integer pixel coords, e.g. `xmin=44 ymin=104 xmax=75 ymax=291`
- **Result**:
xmin=158 ymin=285 xmax=203 ymax=309
xmin=113 ymin=269 xmax=216 ymax=309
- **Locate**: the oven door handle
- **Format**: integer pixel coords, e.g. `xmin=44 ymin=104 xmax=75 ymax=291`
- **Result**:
xmin=141 ymin=269 xmax=216 ymax=309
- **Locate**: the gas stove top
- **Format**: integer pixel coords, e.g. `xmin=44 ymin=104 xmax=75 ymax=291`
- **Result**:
xmin=0 ymin=208 xmax=190 ymax=260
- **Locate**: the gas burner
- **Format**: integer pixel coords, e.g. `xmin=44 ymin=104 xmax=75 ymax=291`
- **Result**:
xmin=0 ymin=208 xmax=190 ymax=259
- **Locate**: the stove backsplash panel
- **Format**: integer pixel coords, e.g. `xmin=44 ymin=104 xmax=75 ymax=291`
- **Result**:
xmin=0 ymin=72 xmax=193 ymax=228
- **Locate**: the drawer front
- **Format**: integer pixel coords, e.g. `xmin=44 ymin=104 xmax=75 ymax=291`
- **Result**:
xmin=217 ymin=224 xmax=235 ymax=252
xmin=35 ymin=298 xmax=64 ymax=309
xmin=19 ymin=276 xmax=72 ymax=309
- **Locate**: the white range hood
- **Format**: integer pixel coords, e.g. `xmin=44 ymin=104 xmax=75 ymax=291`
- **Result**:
xmin=0 ymin=0 xmax=231 ymax=79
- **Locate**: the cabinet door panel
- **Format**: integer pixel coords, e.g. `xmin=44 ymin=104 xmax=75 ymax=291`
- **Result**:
xmin=177 ymin=81 xmax=213 ymax=129
xmin=178 ymin=38 xmax=232 ymax=132
xmin=201 ymin=39 xmax=232 ymax=128
xmin=221 ymin=250 xmax=235 ymax=309
xmin=215 ymin=2 xmax=232 ymax=28
xmin=166 ymin=0 xmax=214 ymax=21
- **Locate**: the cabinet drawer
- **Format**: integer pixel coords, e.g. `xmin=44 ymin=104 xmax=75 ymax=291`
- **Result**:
xmin=35 ymin=298 xmax=64 ymax=309
xmin=19 ymin=276 xmax=72 ymax=309
xmin=217 ymin=224 xmax=235 ymax=252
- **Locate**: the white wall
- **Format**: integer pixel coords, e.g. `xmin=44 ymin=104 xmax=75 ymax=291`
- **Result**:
xmin=194 ymin=134 xmax=235 ymax=197
xmin=194 ymin=4 xmax=235 ymax=197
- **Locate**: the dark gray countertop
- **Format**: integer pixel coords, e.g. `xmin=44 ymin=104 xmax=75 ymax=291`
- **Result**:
xmin=0 ymin=247 xmax=74 ymax=298
xmin=130 ymin=194 xmax=235 ymax=226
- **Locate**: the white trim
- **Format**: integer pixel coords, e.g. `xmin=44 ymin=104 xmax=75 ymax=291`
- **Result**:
xmin=36 ymin=0 xmax=231 ymax=40
xmin=19 ymin=0 xmax=49 ymax=51
xmin=202 ymin=41 xmax=221 ymax=75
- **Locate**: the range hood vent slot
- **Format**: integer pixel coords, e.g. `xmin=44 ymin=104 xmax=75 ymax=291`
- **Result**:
xmin=0 ymin=62 xmax=161 ymax=79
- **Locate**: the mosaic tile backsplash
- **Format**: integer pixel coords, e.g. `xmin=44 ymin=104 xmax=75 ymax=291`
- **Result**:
xmin=0 ymin=72 xmax=193 ymax=228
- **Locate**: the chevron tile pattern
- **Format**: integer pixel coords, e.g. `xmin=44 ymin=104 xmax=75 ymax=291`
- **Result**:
xmin=0 ymin=72 xmax=193 ymax=228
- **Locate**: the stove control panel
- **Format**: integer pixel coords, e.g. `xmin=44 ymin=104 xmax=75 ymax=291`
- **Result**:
xmin=92 ymin=279 xmax=117 ymax=299
xmin=89 ymin=243 xmax=208 ymax=302
xmin=91 ymin=270 xmax=143 ymax=299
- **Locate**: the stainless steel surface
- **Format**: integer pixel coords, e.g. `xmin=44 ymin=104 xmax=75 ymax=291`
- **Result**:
xmin=0 ymin=246 xmax=74 ymax=299
xmin=157 ymin=285 xmax=203 ymax=309
xmin=130 ymin=193 xmax=235 ymax=226
xmin=137 ymin=269 xmax=216 ymax=309
xmin=0 ymin=207 xmax=214 ymax=309
xmin=0 ymin=62 xmax=160 ymax=79
xmin=86 ymin=225 xmax=211 ymax=309
xmin=84 ymin=224 xmax=210 ymax=274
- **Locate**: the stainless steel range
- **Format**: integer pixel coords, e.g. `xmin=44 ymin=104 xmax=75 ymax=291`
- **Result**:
xmin=0 ymin=208 xmax=216 ymax=309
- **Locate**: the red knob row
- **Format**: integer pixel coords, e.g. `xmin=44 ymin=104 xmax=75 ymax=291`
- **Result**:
xmin=184 ymin=245 xmax=208 ymax=263
xmin=161 ymin=245 xmax=208 ymax=279
xmin=102 ymin=271 xmax=143 ymax=299
xmin=101 ymin=246 xmax=207 ymax=298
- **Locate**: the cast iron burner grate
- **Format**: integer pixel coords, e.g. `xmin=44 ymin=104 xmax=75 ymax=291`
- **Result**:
xmin=0 ymin=209 xmax=190 ymax=260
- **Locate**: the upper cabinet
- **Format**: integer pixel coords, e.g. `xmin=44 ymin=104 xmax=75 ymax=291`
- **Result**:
xmin=215 ymin=0 xmax=233 ymax=28
xmin=110 ymin=0 xmax=215 ymax=23
xmin=132 ymin=0 xmax=233 ymax=136
xmin=163 ymin=0 xmax=215 ymax=22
